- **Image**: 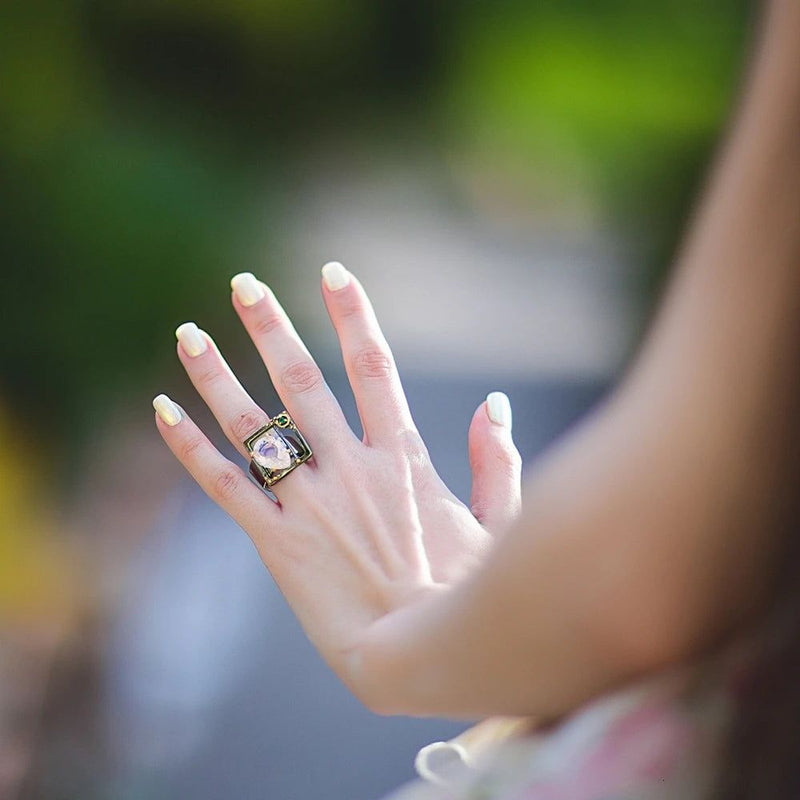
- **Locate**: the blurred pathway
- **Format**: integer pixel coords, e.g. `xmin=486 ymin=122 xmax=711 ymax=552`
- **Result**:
xmin=279 ymin=159 xmax=636 ymax=381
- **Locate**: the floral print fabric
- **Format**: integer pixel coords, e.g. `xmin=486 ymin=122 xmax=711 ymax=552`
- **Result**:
xmin=382 ymin=650 xmax=747 ymax=800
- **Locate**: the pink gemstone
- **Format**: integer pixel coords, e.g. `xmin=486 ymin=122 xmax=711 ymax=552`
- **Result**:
xmin=252 ymin=431 xmax=293 ymax=471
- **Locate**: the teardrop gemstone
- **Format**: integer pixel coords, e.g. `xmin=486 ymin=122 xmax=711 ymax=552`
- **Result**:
xmin=252 ymin=430 xmax=293 ymax=471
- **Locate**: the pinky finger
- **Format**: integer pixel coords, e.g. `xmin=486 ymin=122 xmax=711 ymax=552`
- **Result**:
xmin=152 ymin=393 xmax=279 ymax=531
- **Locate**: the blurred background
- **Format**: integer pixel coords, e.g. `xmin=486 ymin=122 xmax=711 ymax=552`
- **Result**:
xmin=0 ymin=1 xmax=752 ymax=798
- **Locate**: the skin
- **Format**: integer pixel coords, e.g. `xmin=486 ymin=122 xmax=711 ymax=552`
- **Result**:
xmin=157 ymin=273 xmax=522 ymax=707
xmin=155 ymin=0 xmax=800 ymax=721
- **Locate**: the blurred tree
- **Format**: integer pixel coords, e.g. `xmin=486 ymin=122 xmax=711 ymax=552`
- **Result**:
xmin=442 ymin=0 xmax=751 ymax=291
xmin=0 ymin=0 xmax=751 ymax=460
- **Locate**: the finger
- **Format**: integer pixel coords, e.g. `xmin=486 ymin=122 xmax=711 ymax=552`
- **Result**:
xmin=230 ymin=273 xmax=355 ymax=455
xmin=320 ymin=261 xmax=415 ymax=447
xmin=174 ymin=321 xmax=272 ymax=460
xmin=152 ymin=393 xmax=279 ymax=531
xmin=469 ymin=392 xmax=522 ymax=534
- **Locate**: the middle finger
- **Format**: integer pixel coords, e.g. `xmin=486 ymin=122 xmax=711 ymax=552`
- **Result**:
xmin=230 ymin=272 xmax=355 ymax=455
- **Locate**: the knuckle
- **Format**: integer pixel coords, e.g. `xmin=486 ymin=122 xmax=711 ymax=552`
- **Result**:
xmin=229 ymin=409 xmax=267 ymax=442
xmin=395 ymin=428 xmax=429 ymax=467
xmin=280 ymin=360 xmax=323 ymax=395
xmin=252 ymin=312 xmax=285 ymax=338
xmin=350 ymin=346 xmax=394 ymax=380
xmin=492 ymin=441 xmax=522 ymax=472
xmin=336 ymin=292 xmax=364 ymax=320
xmin=196 ymin=364 xmax=223 ymax=389
xmin=211 ymin=467 xmax=243 ymax=503
xmin=396 ymin=427 xmax=424 ymax=450
xmin=178 ymin=435 xmax=205 ymax=462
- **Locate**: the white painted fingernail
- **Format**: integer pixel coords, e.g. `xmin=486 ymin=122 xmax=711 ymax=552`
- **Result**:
xmin=486 ymin=392 xmax=512 ymax=429
xmin=321 ymin=261 xmax=350 ymax=291
xmin=153 ymin=394 xmax=182 ymax=426
xmin=231 ymin=272 xmax=266 ymax=307
xmin=175 ymin=322 xmax=208 ymax=357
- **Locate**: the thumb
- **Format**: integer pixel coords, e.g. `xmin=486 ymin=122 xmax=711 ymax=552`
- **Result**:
xmin=468 ymin=392 xmax=522 ymax=534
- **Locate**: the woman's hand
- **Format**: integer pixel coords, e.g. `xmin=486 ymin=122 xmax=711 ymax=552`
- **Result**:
xmin=152 ymin=262 xmax=522 ymax=708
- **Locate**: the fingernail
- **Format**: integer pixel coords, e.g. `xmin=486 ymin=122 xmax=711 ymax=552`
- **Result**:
xmin=175 ymin=322 xmax=208 ymax=357
xmin=321 ymin=261 xmax=350 ymax=291
xmin=153 ymin=394 xmax=182 ymax=426
xmin=230 ymin=272 xmax=266 ymax=307
xmin=486 ymin=391 xmax=512 ymax=429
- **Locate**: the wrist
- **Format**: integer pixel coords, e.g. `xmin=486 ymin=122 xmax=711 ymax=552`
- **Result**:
xmin=346 ymin=583 xmax=457 ymax=717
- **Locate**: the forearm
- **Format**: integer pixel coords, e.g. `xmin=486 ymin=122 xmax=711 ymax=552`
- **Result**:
xmin=356 ymin=1 xmax=800 ymax=719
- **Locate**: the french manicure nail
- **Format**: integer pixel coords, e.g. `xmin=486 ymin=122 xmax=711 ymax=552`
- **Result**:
xmin=175 ymin=322 xmax=208 ymax=357
xmin=486 ymin=391 xmax=512 ymax=430
xmin=153 ymin=394 xmax=182 ymax=426
xmin=231 ymin=272 xmax=266 ymax=307
xmin=321 ymin=261 xmax=350 ymax=291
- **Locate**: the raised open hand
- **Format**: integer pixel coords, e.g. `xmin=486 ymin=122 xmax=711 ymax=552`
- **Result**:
xmin=153 ymin=262 xmax=521 ymax=707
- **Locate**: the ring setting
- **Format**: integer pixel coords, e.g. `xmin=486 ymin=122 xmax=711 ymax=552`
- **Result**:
xmin=244 ymin=411 xmax=312 ymax=488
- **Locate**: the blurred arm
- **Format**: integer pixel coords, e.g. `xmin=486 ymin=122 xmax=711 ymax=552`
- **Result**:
xmin=357 ymin=0 xmax=800 ymax=718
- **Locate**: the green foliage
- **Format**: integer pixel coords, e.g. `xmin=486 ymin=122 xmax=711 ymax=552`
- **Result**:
xmin=443 ymin=1 xmax=749 ymax=263
xmin=0 ymin=0 xmax=751 ymax=446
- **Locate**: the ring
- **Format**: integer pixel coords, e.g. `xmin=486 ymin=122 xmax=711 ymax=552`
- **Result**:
xmin=243 ymin=411 xmax=313 ymax=489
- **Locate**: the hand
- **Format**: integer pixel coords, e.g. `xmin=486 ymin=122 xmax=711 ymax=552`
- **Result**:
xmin=152 ymin=262 xmax=522 ymax=708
